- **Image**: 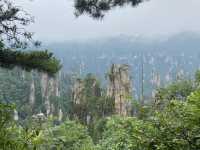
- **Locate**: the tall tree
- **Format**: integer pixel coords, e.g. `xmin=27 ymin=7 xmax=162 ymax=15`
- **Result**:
xmin=0 ymin=0 xmax=61 ymax=74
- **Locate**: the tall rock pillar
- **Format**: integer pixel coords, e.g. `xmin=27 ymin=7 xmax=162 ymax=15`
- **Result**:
xmin=107 ymin=64 xmax=132 ymax=116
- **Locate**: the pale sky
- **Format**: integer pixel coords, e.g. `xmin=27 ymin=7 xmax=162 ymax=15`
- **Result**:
xmin=16 ymin=0 xmax=200 ymax=42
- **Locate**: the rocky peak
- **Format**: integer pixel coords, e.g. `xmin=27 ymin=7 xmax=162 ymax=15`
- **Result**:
xmin=107 ymin=64 xmax=132 ymax=116
xmin=72 ymin=78 xmax=84 ymax=105
xmin=40 ymin=72 xmax=60 ymax=117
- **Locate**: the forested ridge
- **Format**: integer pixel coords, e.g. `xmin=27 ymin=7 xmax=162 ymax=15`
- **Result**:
xmin=1 ymin=66 xmax=200 ymax=149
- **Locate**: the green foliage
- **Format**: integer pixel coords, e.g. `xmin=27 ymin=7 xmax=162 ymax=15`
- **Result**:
xmin=0 ymin=106 xmax=95 ymax=150
xmin=0 ymin=0 xmax=33 ymax=47
xmin=0 ymin=103 xmax=14 ymax=131
xmin=1 ymin=76 xmax=200 ymax=150
xmin=41 ymin=120 xmax=95 ymax=150
xmin=74 ymin=0 xmax=145 ymax=18
xmin=2 ymin=66 xmax=200 ymax=150
xmin=195 ymin=70 xmax=200 ymax=86
xmin=155 ymin=80 xmax=195 ymax=109
xmin=0 ymin=103 xmax=24 ymax=150
xmin=95 ymin=89 xmax=200 ymax=150
xmin=97 ymin=116 xmax=151 ymax=150
xmin=0 ymin=0 xmax=61 ymax=74
xmin=0 ymin=48 xmax=61 ymax=75
xmin=147 ymin=93 xmax=200 ymax=150
xmin=72 ymin=74 xmax=114 ymax=125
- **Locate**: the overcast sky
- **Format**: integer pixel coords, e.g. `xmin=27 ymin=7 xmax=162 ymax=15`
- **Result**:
xmin=16 ymin=0 xmax=200 ymax=42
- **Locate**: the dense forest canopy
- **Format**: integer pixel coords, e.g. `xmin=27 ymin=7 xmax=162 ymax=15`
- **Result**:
xmin=1 ymin=68 xmax=200 ymax=149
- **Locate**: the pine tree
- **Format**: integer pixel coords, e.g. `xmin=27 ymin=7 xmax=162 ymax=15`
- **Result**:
xmin=0 ymin=0 xmax=61 ymax=74
xmin=74 ymin=0 xmax=145 ymax=18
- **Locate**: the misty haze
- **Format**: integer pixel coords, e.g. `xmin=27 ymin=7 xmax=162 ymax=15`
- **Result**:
xmin=0 ymin=0 xmax=200 ymax=149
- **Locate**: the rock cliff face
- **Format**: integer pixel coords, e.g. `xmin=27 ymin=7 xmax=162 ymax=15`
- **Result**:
xmin=72 ymin=76 xmax=101 ymax=105
xmin=107 ymin=64 xmax=132 ymax=116
xmin=14 ymin=109 xmax=19 ymax=121
xmin=41 ymin=73 xmax=51 ymax=116
xmin=29 ymin=75 xmax=35 ymax=106
xmin=58 ymin=108 xmax=63 ymax=121
xmin=40 ymin=72 xmax=60 ymax=117
xmin=72 ymin=75 xmax=101 ymax=124
xmin=72 ymin=79 xmax=84 ymax=105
